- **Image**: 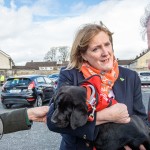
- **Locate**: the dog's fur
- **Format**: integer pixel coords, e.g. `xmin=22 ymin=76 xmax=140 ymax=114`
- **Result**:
xmin=51 ymin=86 xmax=150 ymax=150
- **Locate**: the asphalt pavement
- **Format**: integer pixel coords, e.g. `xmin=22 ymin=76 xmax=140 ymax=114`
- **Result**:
xmin=0 ymin=87 xmax=149 ymax=150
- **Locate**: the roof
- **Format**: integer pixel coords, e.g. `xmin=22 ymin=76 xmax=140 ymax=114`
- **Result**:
xmin=13 ymin=61 xmax=69 ymax=70
xmin=14 ymin=60 xmax=134 ymax=69
xmin=118 ymin=59 xmax=133 ymax=65
xmin=0 ymin=50 xmax=10 ymax=58
xmin=7 ymin=74 xmax=46 ymax=79
xmin=133 ymin=49 xmax=150 ymax=61
xmin=24 ymin=61 xmax=57 ymax=69
xmin=0 ymin=49 xmax=15 ymax=66
xmin=12 ymin=66 xmax=31 ymax=69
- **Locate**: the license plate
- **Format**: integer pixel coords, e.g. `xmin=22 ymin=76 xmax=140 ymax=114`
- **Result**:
xmin=9 ymin=89 xmax=21 ymax=93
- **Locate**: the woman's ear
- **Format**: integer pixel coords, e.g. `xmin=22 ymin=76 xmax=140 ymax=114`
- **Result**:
xmin=81 ymin=54 xmax=87 ymax=61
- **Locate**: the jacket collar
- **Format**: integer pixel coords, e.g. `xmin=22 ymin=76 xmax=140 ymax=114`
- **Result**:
xmin=113 ymin=69 xmax=126 ymax=103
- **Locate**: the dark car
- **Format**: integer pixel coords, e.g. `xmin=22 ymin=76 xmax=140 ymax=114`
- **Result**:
xmin=1 ymin=75 xmax=55 ymax=108
xmin=47 ymin=73 xmax=59 ymax=82
xmin=47 ymin=73 xmax=59 ymax=89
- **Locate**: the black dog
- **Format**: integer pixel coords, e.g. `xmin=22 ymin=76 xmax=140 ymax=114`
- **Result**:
xmin=51 ymin=86 xmax=150 ymax=150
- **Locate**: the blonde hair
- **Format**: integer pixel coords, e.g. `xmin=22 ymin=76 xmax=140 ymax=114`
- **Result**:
xmin=67 ymin=23 xmax=113 ymax=70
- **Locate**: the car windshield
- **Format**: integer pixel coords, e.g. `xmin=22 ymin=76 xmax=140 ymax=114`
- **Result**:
xmin=5 ymin=78 xmax=31 ymax=86
xmin=140 ymin=72 xmax=150 ymax=76
xmin=48 ymin=74 xmax=59 ymax=78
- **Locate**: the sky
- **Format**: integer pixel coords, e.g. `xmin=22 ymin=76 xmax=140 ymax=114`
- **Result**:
xmin=0 ymin=0 xmax=149 ymax=65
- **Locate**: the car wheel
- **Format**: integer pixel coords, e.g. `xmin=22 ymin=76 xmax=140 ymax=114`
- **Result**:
xmin=34 ymin=95 xmax=43 ymax=107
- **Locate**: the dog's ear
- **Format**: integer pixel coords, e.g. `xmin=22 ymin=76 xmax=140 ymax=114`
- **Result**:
xmin=51 ymin=108 xmax=59 ymax=123
xmin=52 ymin=87 xmax=65 ymax=109
xmin=70 ymin=106 xmax=88 ymax=130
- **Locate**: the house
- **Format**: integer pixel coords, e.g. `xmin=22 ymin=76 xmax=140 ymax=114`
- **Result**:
xmin=0 ymin=50 xmax=14 ymax=70
xmin=0 ymin=50 xmax=15 ymax=77
xmin=11 ymin=49 xmax=150 ymax=76
xmin=25 ymin=61 xmax=57 ymax=70
xmin=12 ymin=61 xmax=69 ymax=75
xmin=129 ymin=49 xmax=150 ymax=71
xmin=118 ymin=59 xmax=133 ymax=68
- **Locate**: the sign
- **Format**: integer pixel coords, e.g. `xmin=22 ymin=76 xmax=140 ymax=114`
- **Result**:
xmin=39 ymin=67 xmax=53 ymax=70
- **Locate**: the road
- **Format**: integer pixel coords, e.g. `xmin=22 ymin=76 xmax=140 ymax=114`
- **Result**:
xmin=0 ymin=87 xmax=149 ymax=150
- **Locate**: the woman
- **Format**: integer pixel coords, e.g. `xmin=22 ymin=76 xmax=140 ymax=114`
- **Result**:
xmin=47 ymin=23 xmax=149 ymax=150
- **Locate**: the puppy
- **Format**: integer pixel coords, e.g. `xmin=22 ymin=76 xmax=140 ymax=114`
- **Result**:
xmin=51 ymin=86 xmax=150 ymax=150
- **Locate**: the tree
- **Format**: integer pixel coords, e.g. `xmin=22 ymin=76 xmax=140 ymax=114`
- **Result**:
xmin=44 ymin=47 xmax=57 ymax=61
xmin=58 ymin=46 xmax=70 ymax=62
xmin=140 ymin=3 xmax=150 ymax=48
xmin=44 ymin=46 xmax=70 ymax=62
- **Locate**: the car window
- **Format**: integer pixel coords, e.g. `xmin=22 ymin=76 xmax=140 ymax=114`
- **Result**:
xmin=6 ymin=78 xmax=30 ymax=86
xmin=36 ymin=77 xmax=45 ymax=84
xmin=44 ymin=77 xmax=53 ymax=84
xmin=139 ymin=72 xmax=150 ymax=76
xmin=48 ymin=74 xmax=59 ymax=78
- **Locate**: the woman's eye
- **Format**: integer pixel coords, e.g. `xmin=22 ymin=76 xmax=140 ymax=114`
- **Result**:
xmin=105 ymin=42 xmax=110 ymax=47
xmin=92 ymin=47 xmax=98 ymax=51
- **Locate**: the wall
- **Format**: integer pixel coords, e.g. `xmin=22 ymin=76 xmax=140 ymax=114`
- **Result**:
xmin=0 ymin=53 xmax=11 ymax=69
xmin=136 ymin=51 xmax=150 ymax=70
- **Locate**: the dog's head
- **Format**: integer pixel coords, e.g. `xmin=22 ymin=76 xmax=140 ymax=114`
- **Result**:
xmin=51 ymin=86 xmax=88 ymax=130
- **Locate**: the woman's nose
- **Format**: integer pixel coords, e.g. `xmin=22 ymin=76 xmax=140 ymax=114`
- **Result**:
xmin=101 ymin=47 xmax=108 ymax=57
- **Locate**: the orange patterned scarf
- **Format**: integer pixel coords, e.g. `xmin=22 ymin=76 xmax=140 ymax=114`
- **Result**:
xmin=81 ymin=59 xmax=119 ymax=96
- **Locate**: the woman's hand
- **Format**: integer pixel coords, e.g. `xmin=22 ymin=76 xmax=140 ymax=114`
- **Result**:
xmin=108 ymin=103 xmax=130 ymax=123
xmin=96 ymin=103 xmax=130 ymax=125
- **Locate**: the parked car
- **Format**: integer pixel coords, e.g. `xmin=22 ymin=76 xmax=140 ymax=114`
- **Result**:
xmin=48 ymin=73 xmax=59 ymax=81
xmin=47 ymin=73 xmax=59 ymax=89
xmin=138 ymin=71 xmax=150 ymax=85
xmin=1 ymin=75 xmax=55 ymax=108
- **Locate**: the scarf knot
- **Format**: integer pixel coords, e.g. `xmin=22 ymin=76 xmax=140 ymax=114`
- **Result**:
xmin=81 ymin=60 xmax=119 ymax=95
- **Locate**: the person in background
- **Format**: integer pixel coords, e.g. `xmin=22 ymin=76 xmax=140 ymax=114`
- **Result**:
xmin=0 ymin=74 xmax=5 ymax=86
xmin=0 ymin=106 xmax=49 ymax=138
xmin=47 ymin=22 xmax=149 ymax=150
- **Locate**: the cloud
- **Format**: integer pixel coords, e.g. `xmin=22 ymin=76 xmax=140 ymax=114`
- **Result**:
xmin=0 ymin=0 xmax=149 ymax=65
xmin=0 ymin=0 xmax=4 ymax=5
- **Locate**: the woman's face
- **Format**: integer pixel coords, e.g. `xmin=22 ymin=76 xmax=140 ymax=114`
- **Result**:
xmin=82 ymin=31 xmax=114 ymax=71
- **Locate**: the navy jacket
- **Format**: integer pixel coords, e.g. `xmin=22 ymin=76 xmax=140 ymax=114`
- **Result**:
xmin=47 ymin=66 xmax=148 ymax=150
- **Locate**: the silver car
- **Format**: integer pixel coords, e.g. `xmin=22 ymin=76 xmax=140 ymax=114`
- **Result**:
xmin=138 ymin=71 xmax=150 ymax=85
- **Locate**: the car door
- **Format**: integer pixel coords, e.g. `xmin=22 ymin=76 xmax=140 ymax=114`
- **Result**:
xmin=35 ymin=76 xmax=47 ymax=99
xmin=43 ymin=77 xmax=55 ymax=101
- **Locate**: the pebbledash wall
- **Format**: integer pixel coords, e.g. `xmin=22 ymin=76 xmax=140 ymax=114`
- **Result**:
xmin=0 ymin=50 xmax=14 ymax=70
